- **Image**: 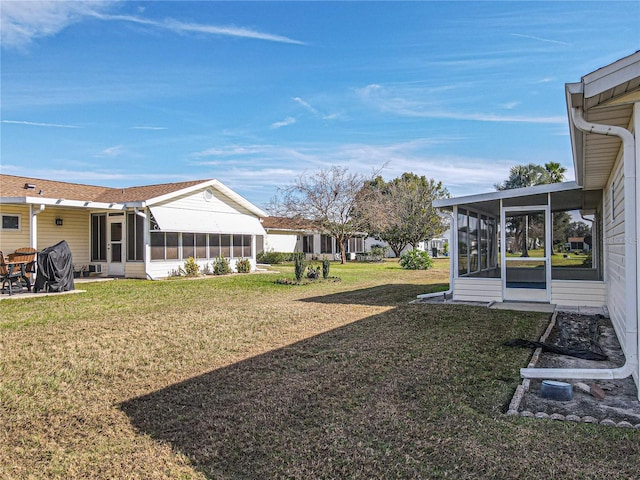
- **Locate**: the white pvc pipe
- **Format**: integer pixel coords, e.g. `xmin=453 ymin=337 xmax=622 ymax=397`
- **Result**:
xmin=522 ymin=106 xmax=638 ymax=384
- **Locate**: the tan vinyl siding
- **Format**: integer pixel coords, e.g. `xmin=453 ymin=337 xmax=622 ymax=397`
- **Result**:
xmin=125 ymin=262 xmax=147 ymax=279
xmin=0 ymin=205 xmax=31 ymax=253
xmin=603 ymin=150 xmax=626 ymax=350
xmin=37 ymin=208 xmax=91 ymax=265
xmin=551 ymin=280 xmax=605 ymax=307
xmin=453 ymin=277 xmax=502 ymax=303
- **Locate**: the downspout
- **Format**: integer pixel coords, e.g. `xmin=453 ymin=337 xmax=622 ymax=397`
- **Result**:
xmin=522 ymin=106 xmax=637 ymax=383
xmin=416 ymin=211 xmax=454 ymax=300
xmin=29 ymin=204 xmax=45 ymax=249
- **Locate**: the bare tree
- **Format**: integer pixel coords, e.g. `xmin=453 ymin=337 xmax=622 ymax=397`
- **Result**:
xmin=271 ymin=166 xmax=378 ymax=264
xmin=362 ymin=173 xmax=449 ymax=257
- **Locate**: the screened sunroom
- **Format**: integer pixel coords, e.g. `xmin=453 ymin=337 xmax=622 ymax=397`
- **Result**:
xmin=433 ymin=181 xmax=604 ymax=306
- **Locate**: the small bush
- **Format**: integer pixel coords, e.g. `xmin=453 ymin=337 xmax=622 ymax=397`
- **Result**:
xmin=293 ymin=252 xmax=306 ymax=282
xmin=236 ymin=258 xmax=251 ymax=273
xmin=183 ymin=257 xmax=200 ymax=276
xmin=322 ymin=259 xmax=330 ymax=279
xmin=369 ymin=245 xmax=388 ymax=261
xmin=201 ymin=263 xmax=212 ymax=275
xmin=257 ymin=251 xmax=287 ymax=264
xmin=399 ymin=249 xmax=433 ymax=270
xmin=213 ymin=256 xmax=231 ymax=275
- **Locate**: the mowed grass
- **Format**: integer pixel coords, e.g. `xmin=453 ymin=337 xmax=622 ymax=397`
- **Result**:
xmin=1 ymin=259 xmax=638 ymax=479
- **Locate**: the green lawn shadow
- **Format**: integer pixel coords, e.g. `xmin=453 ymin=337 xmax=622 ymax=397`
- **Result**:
xmin=119 ymin=302 xmax=549 ymax=479
xmin=300 ymin=282 xmax=449 ymax=306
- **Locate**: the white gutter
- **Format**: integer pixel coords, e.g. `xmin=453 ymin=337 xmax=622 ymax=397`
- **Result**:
xmin=522 ymin=106 xmax=638 ymax=384
xmin=416 ymin=211 xmax=454 ymax=300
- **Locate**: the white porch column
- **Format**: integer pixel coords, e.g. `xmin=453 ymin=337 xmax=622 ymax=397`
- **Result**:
xmin=29 ymin=204 xmax=45 ymax=249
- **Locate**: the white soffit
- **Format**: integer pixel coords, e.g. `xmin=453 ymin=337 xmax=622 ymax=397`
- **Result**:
xmin=150 ymin=206 xmax=267 ymax=235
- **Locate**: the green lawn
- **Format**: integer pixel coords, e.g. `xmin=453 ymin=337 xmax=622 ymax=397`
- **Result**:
xmin=1 ymin=259 xmax=637 ymax=479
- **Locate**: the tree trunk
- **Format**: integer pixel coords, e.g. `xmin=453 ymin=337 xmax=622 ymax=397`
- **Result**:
xmin=338 ymin=241 xmax=347 ymax=264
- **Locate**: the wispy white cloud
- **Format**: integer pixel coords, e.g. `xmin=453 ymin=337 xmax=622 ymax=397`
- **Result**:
xmin=186 ymin=138 xmax=514 ymax=199
xmin=1 ymin=1 xmax=305 ymax=50
xmin=1 ymin=119 xmax=80 ymax=128
xmin=501 ymin=101 xmax=520 ymax=110
xmin=270 ymin=117 xmax=297 ymax=129
xmin=0 ymin=165 xmax=189 ymax=184
xmin=130 ymin=125 xmax=167 ymax=131
xmin=97 ymin=145 xmax=125 ymax=157
xmin=1 ymin=1 xmax=114 ymax=50
xmin=293 ymin=97 xmax=318 ymax=114
xmin=510 ymin=33 xmax=571 ymax=46
xmin=356 ymin=83 xmax=565 ymax=124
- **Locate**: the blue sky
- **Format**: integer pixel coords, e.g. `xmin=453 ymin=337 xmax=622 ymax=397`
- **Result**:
xmin=1 ymin=1 xmax=638 ymax=209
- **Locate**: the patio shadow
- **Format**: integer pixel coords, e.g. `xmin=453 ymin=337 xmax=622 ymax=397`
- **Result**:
xmin=300 ymin=283 xmax=449 ymax=306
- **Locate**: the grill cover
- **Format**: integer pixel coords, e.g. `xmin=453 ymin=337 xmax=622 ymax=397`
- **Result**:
xmin=34 ymin=240 xmax=75 ymax=293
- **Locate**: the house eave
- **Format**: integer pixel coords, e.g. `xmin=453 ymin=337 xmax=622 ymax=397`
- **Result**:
xmin=0 ymin=196 xmax=127 ymax=210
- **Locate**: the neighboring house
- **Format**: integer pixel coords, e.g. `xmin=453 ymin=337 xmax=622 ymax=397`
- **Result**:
xmin=566 ymin=237 xmax=589 ymax=252
xmin=432 ymin=51 xmax=640 ymax=399
xmin=260 ymin=216 xmax=366 ymax=260
xmin=0 ymin=175 xmax=267 ymax=279
xmin=363 ymin=231 xmax=450 ymax=258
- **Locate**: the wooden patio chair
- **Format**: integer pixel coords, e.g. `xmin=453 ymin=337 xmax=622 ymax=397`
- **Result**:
xmin=0 ymin=251 xmax=26 ymax=295
xmin=8 ymin=247 xmax=37 ymax=274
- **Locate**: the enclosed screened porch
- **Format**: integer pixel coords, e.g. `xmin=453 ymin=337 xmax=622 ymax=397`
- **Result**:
xmin=433 ymin=181 xmax=604 ymax=307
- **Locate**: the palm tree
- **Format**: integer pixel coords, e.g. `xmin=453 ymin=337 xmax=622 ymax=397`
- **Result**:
xmin=494 ymin=163 xmax=549 ymax=191
xmin=544 ymin=162 xmax=567 ymax=183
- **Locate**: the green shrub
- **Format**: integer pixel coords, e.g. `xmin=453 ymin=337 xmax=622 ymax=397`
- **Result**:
xmin=369 ymin=245 xmax=388 ymax=261
xmin=236 ymin=258 xmax=251 ymax=273
xmin=399 ymin=249 xmax=433 ymax=270
xmin=293 ymin=252 xmax=306 ymax=282
xmin=322 ymin=259 xmax=330 ymax=279
xmin=183 ymin=257 xmax=200 ymax=276
xmin=257 ymin=251 xmax=287 ymax=264
xmin=213 ymin=256 xmax=231 ymax=275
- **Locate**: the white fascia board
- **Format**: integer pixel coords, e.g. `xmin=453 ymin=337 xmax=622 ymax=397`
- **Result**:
xmin=433 ymin=181 xmax=581 ymax=208
xmin=144 ymin=179 xmax=268 ymax=218
xmin=565 ymin=82 xmax=585 ymax=187
xmin=0 ymin=196 xmax=125 ymax=210
xmin=582 ymin=51 xmax=640 ymax=99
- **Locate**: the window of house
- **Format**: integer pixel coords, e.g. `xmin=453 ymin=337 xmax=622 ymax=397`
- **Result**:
xmin=91 ymin=214 xmax=107 ymax=261
xmin=126 ymin=212 xmax=145 ymax=261
xmin=1 ymin=214 xmax=20 ymax=231
xmin=195 ymin=234 xmax=207 ymax=259
xmin=183 ymin=233 xmax=195 ymax=259
xmin=457 ymin=209 xmax=468 ymax=276
xmin=302 ymin=235 xmax=314 ymax=254
xmin=348 ymin=237 xmax=364 ymax=253
xmin=150 ymin=232 xmax=179 ymax=260
xmin=320 ymin=235 xmax=332 ymax=254
xmin=209 ymin=234 xmax=221 ymax=258
xmin=220 ymin=235 xmax=231 ymax=257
